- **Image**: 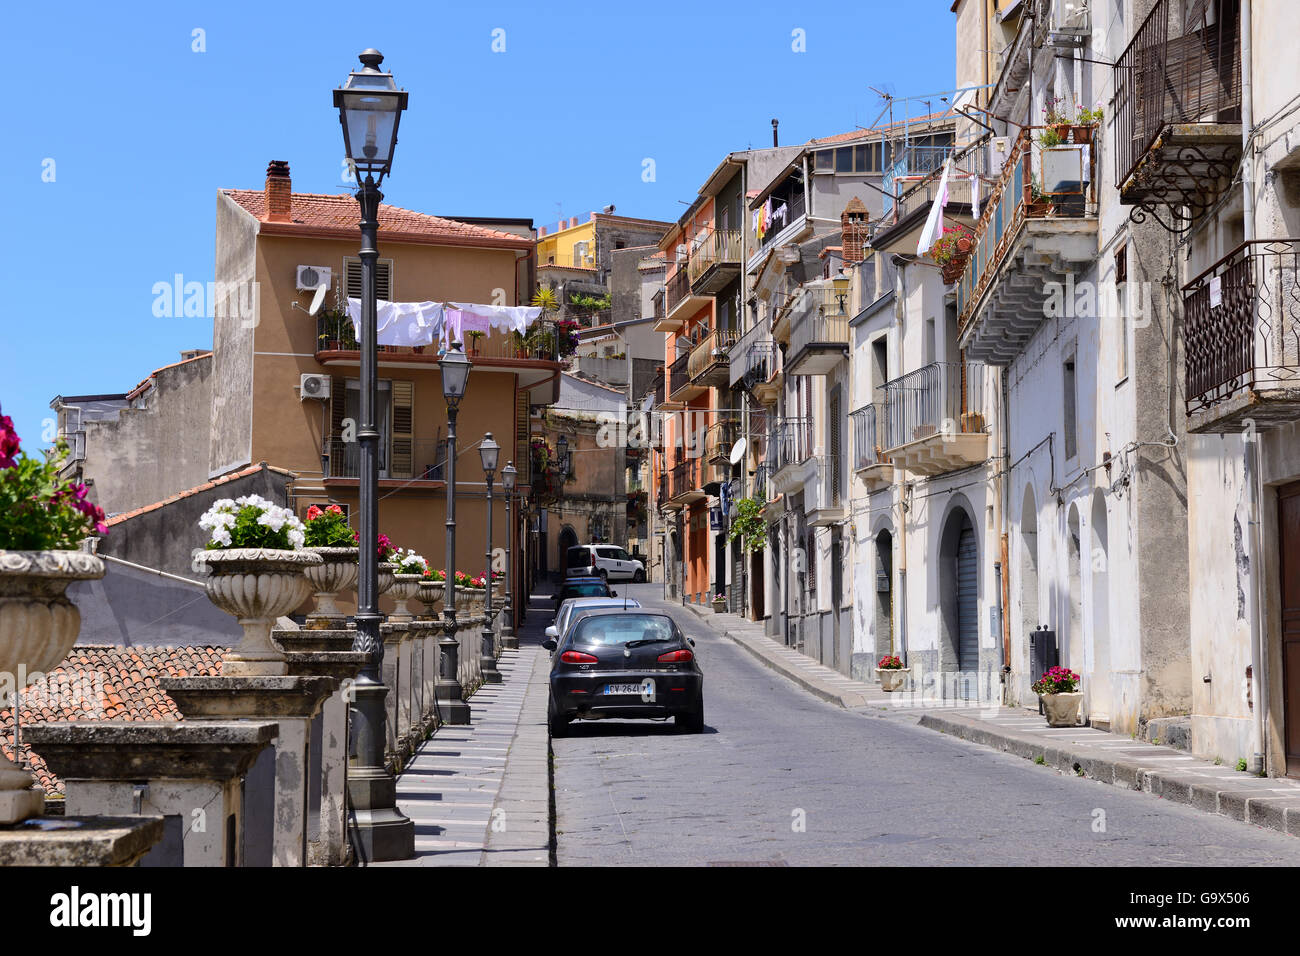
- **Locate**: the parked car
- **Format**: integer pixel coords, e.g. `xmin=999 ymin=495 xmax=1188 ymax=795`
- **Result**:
xmin=544 ymin=609 xmax=704 ymax=736
xmin=552 ymin=576 xmax=614 ymax=616
xmin=547 ymin=596 xmax=643 ymax=652
xmin=565 ymin=544 xmax=645 ymax=583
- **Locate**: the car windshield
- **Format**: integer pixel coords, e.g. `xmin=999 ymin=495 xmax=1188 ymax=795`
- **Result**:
xmin=570 ymin=614 xmax=674 ymax=647
xmin=562 ymin=583 xmax=608 ymax=599
xmin=567 ymin=548 xmax=592 ymax=568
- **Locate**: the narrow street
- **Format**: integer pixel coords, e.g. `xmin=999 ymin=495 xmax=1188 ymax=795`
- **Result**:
xmin=552 ymin=584 xmax=1300 ymax=866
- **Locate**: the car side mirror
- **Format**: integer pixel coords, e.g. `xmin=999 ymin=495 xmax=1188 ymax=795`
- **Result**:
xmin=688 ymin=638 xmax=696 ymax=647
xmin=542 ymin=638 xmax=557 ymax=651
xmin=610 ymin=590 xmax=618 ymax=597
xmin=545 ymin=626 xmax=558 ymax=639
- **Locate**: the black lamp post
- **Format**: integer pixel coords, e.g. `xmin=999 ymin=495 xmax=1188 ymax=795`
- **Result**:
xmin=500 ymin=461 xmax=518 ymax=649
xmin=334 ymin=48 xmax=413 ymax=863
xmin=436 ymin=343 xmax=472 ymax=723
xmin=479 ymin=433 xmax=502 ymax=684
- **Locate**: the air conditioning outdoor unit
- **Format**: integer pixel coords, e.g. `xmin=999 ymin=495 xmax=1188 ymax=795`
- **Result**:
xmin=675 ymin=244 xmax=689 ymax=263
xmin=988 ymin=137 xmax=1012 ymax=177
xmin=296 ymin=265 xmax=333 ymax=291
xmin=300 ymin=374 xmax=331 ymax=401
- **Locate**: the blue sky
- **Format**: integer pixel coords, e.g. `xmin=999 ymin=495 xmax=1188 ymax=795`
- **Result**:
xmin=0 ymin=0 xmax=955 ymax=448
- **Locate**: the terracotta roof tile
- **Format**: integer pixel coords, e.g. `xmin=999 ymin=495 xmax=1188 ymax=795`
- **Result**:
xmin=106 ymin=461 xmax=296 ymax=525
xmin=1 ymin=645 xmax=225 ymax=795
xmin=223 ymin=189 xmax=532 ymax=248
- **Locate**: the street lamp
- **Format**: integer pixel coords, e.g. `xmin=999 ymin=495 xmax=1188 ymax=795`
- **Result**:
xmin=479 ymin=433 xmax=502 ymax=684
xmin=436 ymin=342 xmax=472 ymax=724
xmin=500 ymin=461 xmax=518 ymax=649
xmin=335 ymin=48 xmax=413 ymax=863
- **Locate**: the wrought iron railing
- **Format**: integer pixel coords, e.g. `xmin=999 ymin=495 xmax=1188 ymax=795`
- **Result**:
xmin=1114 ymin=0 xmax=1241 ymax=187
xmin=653 ymin=373 xmax=665 ymax=408
xmin=850 ymin=404 xmax=885 ymax=470
xmin=688 ymin=328 xmax=739 ymax=380
xmin=881 ymin=362 xmax=987 ymax=451
xmin=688 ymin=229 xmax=744 ymax=286
xmin=668 ymin=350 xmax=691 ymax=397
xmin=665 ymin=267 xmax=693 ymax=315
xmin=1184 ymin=239 xmax=1300 ymax=414
xmin=706 ymin=418 xmax=740 ymax=462
xmin=325 ymin=437 xmax=445 ymax=481
xmin=316 ymin=312 xmax=576 ymax=362
xmin=776 ymin=417 xmax=813 ymax=470
xmin=753 ymin=462 xmax=772 ymax=502
xmin=754 ymin=188 xmax=807 ymax=256
xmin=786 ymin=285 xmax=850 ymax=359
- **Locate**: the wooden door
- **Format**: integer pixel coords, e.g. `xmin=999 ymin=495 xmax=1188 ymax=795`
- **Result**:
xmin=1280 ymin=482 xmax=1300 ymax=776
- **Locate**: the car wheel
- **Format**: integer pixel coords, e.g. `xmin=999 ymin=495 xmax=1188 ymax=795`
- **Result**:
xmin=677 ymin=698 xmax=704 ymax=734
xmin=599 ymin=569 xmax=608 ymax=583
xmin=633 ymin=568 xmax=645 ymax=583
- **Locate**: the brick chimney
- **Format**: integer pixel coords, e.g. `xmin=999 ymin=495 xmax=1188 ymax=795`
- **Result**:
xmin=265 ymin=160 xmax=292 ymax=223
xmin=841 ymin=196 xmax=869 ymax=263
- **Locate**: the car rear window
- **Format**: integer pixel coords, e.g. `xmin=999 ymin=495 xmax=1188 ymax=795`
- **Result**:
xmin=562 ymin=583 xmax=609 ymax=599
xmin=567 ymin=548 xmax=593 ymax=568
xmin=570 ymin=614 xmax=675 ymax=646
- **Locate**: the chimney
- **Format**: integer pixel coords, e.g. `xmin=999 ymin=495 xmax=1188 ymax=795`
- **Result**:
xmin=265 ymin=160 xmax=292 ymax=223
xmin=841 ymin=196 xmax=869 ymax=263
xmin=771 ymin=119 xmax=779 ymax=147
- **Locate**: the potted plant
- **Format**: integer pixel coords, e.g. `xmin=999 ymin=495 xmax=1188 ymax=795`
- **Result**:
xmin=466 ymin=329 xmax=484 ymax=356
xmin=711 ymin=591 xmax=728 ymax=613
xmin=0 ymin=411 xmax=107 ymax=822
xmin=389 ymin=548 xmax=427 ymax=620
xmin=1027 ymin=178 xmax=1054 ymax=218
xmin=196 ymin=494 xmax=320 ymax=676
xmin=1033 ymin=665 xmax=1084 ymax=727
xmin=726 ymin=497 xmax=768 ymax=555
xmin=1042 ymin=95 xmax=1072 ymax=142
xmin=1072 ymin=103 xmax=1103 ymax=144
xmin=418 ymin=567 xmax=446 ymax=619
xmin=875 ymin=654 xmax=910 ymax=692
xmin=301 ymin=503 xmax=358 ymax=627
xmin=930 ymin=225 xmax=974 ymax=283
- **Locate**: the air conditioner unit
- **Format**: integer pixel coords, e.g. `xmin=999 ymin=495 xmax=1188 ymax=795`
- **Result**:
xmin=1047 ymin=0 xmax=1089 ymax=46
xmin=300 ymin=374 xmax=331 ymax=401
xmin=988 ymin=137 xmax=1012 ymax=177
xmin=675 ymin=244 xmax=689 ymax=263
xmin=296 ymin=265 xmax=333 ymax=291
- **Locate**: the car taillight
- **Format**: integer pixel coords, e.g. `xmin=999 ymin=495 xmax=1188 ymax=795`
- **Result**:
xmin=657 ymin=648 xmax=694 ymax=663
xmin=560 ymin=650 xmax=599 ymax=664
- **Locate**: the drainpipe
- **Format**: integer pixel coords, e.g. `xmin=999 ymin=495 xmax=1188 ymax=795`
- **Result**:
xmin=1240 ymin=0 xmax=1267 ymax=774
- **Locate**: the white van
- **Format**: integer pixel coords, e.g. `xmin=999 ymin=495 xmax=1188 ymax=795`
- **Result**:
xmin=566 ymin=544 xmax=646 ymax=583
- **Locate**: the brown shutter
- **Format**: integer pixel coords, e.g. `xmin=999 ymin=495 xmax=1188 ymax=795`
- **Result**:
xmin=328 ymin=376 xmax=347 ymax=475
xmin=344 ymin=258 xmax=393 ymax=301
xmin=390 ymin=380 xmax=414 ymax=479
xmin=516 ymin=388 xmax=531 ymax=484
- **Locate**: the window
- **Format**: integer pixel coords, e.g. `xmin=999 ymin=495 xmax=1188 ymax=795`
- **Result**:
xmin=1063 ymin=357 xmax=1077 ymax=461
xmin=344 ymin=257 xmax=393 ymax=301
xmin=1115 ymin=244 xmax=1129 ymax=381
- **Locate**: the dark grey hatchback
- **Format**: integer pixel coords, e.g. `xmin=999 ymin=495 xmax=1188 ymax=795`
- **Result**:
xmin=544 ymin=609 xmax=704 ymax=736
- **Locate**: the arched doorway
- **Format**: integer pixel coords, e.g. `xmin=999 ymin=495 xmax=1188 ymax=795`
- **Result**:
xmin=939 ymin=504 xmax=979 ymax=698
xmin=1066 ymin=504 xmax=1083 ymax=675
xmin=1089 ymin=491 xmax=1112 ymax=725
xmin=874 ymin=529 xmax=894 ymax=665
xmin=1020 ymin=486 xmax=1040 ymax=697
xmin=558 ymin=525 xmax=578 ymax=578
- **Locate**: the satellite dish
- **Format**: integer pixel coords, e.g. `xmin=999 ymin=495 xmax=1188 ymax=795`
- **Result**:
xmin=308 ymin=283 xmax=329 ymax=316
xmin=729 ymin=437 xmax=747 ymax=465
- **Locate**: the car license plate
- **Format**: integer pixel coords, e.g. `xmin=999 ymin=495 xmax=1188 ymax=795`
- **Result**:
xmin=604 ymin=680 xmax=654 ymax=700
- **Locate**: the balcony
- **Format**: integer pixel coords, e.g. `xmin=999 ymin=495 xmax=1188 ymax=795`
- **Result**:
xmin=667 ymin=347 xmax=703 ymax=404
xmin=688 ymin=229 xmax=743 ymax=295
xmin=804 ymin=455 xmax=846 ymax=527
xmin=668 ymin=457 xmax=706 ymax=506
xmin=749 ymin=185 xmax=809 ymax=271
xmin=955 ymin=130 xmax=1099 ymax=365
xmin=881 ymin=362 xmax=989 ymax=477
xmin=663 ymin=266 xmax=708 ymax=328
xmin=753 ymin=462 xmax=773 ymax=503
xmin=1185 ymin=239 xmax=1300 ymax=433
xmin=687 ymin=328 xmax=739 ymax=390
xmin=650 ymin=288 xmax=667 ymax=331
xmin=1115 ymin=0 xmax=1242 ymax=230
xmin=785 ymin=284 xmax=851 ymax=376
xmin=770 ymin=417 xmax=814 ymax=496
xmin=706 ymin=418 xmax=740 ymax=464
xmin=850 ymin=403 xmax=893 ymax=491
xmin=323 ymin=437 xmax=447 ymax=490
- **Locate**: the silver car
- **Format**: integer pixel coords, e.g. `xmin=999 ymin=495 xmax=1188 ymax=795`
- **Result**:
xmin=547 ymin=596 xmax=642 ymax=651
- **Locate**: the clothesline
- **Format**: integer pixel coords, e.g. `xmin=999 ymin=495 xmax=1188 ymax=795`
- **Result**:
xmin=345 ymin=298 xmax=544 ymax=349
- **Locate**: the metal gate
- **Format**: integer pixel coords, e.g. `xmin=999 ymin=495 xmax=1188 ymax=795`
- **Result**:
xmin=957 ymin=521 xmax=979 ymax=691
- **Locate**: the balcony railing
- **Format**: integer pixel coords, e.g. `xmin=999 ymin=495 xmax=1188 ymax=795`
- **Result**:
xmin=1115 ymin=0 xmax=1241 ymax=189
xmin=316 ymin=312 xmax=574 ymax=363
xmin=688 ymin=229 xmax=744 ymax=291
xmin=688 ymin=328 xmax=739 ymax=382
xmin=326 ymin=437 xmax=445 ymax=481
xmin=668 ymin=350 xmax=691 ymax=398
xmin=754 ymin=187 xmax=807 ymax=257
xmin=753 ymin=462 xmax=772 ymax=502
xmin=882 ymin=363 xmax=987 ymax=451
xmin=850 ymin=404 xmax=886 ymax=471
xmin=652 ymin=288 xmax=665 ymax=323
xmin=776 ymin=417 xmax=813 ymax=470
xmin=665 ymin=267 xmax=694 ymax=316
xmin=955 ymin=130 xmax=1094 ymax=334
xmin=653 ymin=373 xmax=665 ymax=408
xmin=706 ymin=418 xmax=740 ymax=463
xmin=1184 ymin=239 xmax=1300 ymax=420
xmin=786 ymin=285 xmax=850 ymax=373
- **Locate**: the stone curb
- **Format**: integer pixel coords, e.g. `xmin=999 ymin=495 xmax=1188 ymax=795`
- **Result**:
xmin=918 ymin=711 xmax=1300 ymax=839
xmin=682 ymin=603 xmax=872 ymax=709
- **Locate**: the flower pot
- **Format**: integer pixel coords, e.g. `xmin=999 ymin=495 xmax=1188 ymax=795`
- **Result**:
xmin=1051 ymin=122 xmax=1071 ymax=141
xmin=388 ymin=573 xmax=422 ymax=620
xmin=303 ymin=546 xmax=359 ymax=627
xmin=1041 ymin=691 xmax=1084 ymax=727
xmin=377 ymin=562 xmax=396 ymax=597
xmin=1071 ymin=125 xmax=1093 ymax=144
xmin=0 ymin=550 xmax=104 ymax=823
xmin=1026 ymin=199 xmax=1053 ymax=219
xmin=196 ymin=548 xmax=323 ymax=676
xmin=417 ymin=580 xmax=445 ymax=619
xmin=459 ymin=588 xmax=485 ymax=616
xmin=711 ymin=597 xmax=727 ymax=614
xmin=956 ymin=236 xmax=972 ymax=253
xmin=875 ymin=667 xmax=910 ymax=692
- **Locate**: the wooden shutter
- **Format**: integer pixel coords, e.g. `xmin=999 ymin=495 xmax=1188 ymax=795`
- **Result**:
xmin=516 ymin=389 xmax=531 ymax=484
xmin=328 ymin=376 xmax=347 ymax=476
xmin=829 ymin=387 xmax=842 ymax=505
xmin=390 ymin=381 xmax=414 ymax=478
xmin=344 ymin=258 xmax=393 ymax=301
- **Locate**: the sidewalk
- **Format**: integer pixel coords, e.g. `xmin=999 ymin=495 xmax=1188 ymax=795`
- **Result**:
xmin=375 ymin=598 xmax=552 ymax=867
xmin=684 ymin=602 xmax=1300 ymax=840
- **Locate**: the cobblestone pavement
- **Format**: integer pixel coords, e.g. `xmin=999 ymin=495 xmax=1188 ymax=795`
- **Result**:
xmin=552 ymin=583 xmax=1300 ymax=866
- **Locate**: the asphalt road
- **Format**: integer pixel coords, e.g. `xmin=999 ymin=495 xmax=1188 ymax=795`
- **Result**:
xmin=551 ymin=582 xmax=1300 ymax=866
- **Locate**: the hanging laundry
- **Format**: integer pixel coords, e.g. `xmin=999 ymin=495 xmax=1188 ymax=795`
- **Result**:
xmin=346 ymin=298 xmax=444 ymax=347
xmin=916 ymin=158 xmax=954 ymax=257
xmin=970 ymin=174 xmax=981 ymax=219
xmin=449 ymin=302 xmax=543 ymax=334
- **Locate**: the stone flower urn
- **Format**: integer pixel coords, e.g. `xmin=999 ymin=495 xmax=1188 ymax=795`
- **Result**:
xmin=0 ymin=549 xmax=104 ymax=823
xmin=1042 ymin=691 xmax=1084 ymax=728
xmin=377 ymin=562 xmax=396 ymax=596
xmin=458 ymin=588 xmax=484 ymax=615
xmin=303 ymin=546 xmax=359 ymax=628
xmin=196 ymin=548 xmax=323 ymax=676
xmin=417 ymin=580 xmax=444 ymax=620
xmin=875 ymin=667 xmax=910 ymax=693
xmin=389 ymin=574 xmax=422 ymax=620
